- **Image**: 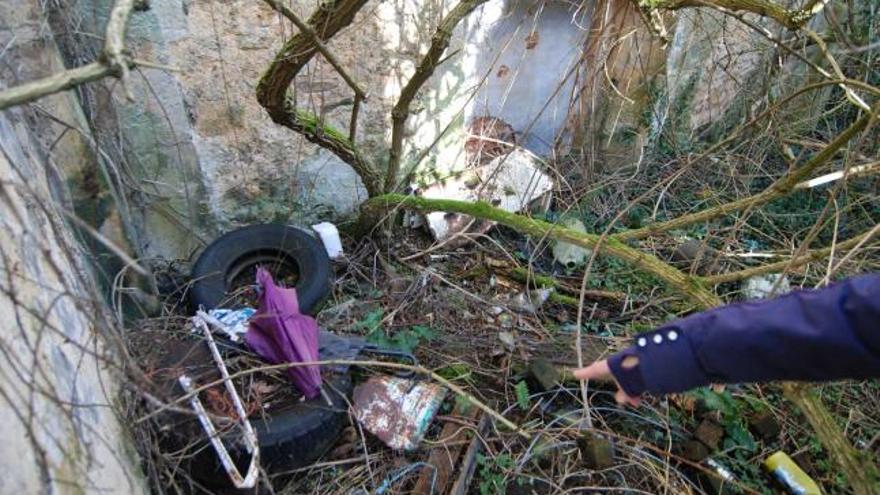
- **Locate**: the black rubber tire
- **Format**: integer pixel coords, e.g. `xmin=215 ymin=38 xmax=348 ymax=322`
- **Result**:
xmin=254 ymin=372 xmax=352 ymax=471
xmin=190 ymin=224 xmax=332 ymax=314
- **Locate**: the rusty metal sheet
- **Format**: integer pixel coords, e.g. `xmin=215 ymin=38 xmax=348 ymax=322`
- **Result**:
xmin=352 ymin=376 xmax=447 ymax=451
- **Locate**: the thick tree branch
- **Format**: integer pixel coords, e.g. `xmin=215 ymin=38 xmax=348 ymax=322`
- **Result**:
xmin=365 ymin=194 xmax=722 ymax=308
xmin=616 ymin=110 xmax=875 ymax=241
xmin=260 ymin=0 xmax=367 ymax=99
xmin=0 ymin=0 xmax=136 ymax=110
xmin=386 ymin=0 xmax=489 ymax=192
xmin=256 ymin=0 xmax=382 ymax=196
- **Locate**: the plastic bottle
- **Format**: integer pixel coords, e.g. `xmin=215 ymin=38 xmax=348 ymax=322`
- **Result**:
xmin=764 ymin=451 xmax=822 ymax=495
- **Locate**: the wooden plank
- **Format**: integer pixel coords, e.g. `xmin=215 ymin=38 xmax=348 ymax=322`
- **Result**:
xmin=448 ymin=412 xmax=491 ymax=495
xmin=411 ymin=402 xmax=481 ymax=494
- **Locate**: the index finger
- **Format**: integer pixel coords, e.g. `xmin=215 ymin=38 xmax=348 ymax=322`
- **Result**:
xmin=572 ymin=359 xmax=611 ymax=381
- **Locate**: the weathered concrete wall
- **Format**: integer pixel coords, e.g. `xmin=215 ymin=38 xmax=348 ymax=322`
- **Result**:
xmin=0 ymin=110 xmax=145 ymax=495
xmin=464 ymin=0 xmax=585 ymax=155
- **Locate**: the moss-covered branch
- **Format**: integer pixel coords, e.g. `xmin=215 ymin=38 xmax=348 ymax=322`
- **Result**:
xmin=615 ymin=110 xmax=875 ymax=241
xmin=256 ymin=0 xmax=382 ymax=196
xmin=365 ymin=194 xmax=721 ymax=308
xmin=385 ymin=0 xmax=489 ymax=192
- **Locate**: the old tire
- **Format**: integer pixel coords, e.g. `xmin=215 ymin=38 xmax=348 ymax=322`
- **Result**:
xmin=254 ymin=372 xmax=352 ymax=471
xmin=190 ymin=224 xmax=331 ymax=314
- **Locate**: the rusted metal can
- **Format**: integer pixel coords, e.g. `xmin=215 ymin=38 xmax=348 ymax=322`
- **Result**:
xmin=352 ymin=376 xmax=447 ymax=451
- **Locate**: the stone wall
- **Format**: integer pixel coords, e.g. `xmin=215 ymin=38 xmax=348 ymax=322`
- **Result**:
xmin=0 ymin=3 xmax=146 ymax=492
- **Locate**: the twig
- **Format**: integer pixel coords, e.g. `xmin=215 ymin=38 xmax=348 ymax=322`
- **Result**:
xmin=0 ymin=0 xmax=138 ymax=110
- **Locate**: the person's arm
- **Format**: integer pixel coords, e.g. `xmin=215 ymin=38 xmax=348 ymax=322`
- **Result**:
xmin=575 ymin=274 xmax=880 ymax=401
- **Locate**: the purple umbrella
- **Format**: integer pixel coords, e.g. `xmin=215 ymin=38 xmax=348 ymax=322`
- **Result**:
xmin=245 ymin=267 xmax=322 ymax=399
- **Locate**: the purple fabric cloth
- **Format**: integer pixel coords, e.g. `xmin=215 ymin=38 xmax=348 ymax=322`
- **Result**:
xmin=245 ymin=268 xmax=322 ymax=399
xmin=608 ymin=273 xmax=880 ymax=396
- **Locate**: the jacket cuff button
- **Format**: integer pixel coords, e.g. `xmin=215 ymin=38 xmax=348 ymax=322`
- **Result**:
xmin=667 ymin=330 xmax=678 ymax=341
xmin=637 ymin=337 xmax=647 ymax=347
xmin=652 ymin=334 xmax=663 ymax=344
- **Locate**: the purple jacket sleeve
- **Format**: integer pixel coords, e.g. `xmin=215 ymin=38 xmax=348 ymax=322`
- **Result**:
xmin=608 ymin=273 xmax=880 ymax=396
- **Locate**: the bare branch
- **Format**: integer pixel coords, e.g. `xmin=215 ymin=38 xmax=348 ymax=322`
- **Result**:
xmin=260 ymin=0 xmax=367 ymax=99
xmin=386 ymin=0 xmax=490 ymax=192
xmin=639 ymin=0 xmax=820 ymax=30
xmin=0 ymin=0 xmax=136 ymax=110
xmin=702 ymin=226 xmax=880 ymax=284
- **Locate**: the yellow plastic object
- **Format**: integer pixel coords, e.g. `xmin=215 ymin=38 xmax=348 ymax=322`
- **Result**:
xmin=764 ymin=451 xmax=822 ymax=495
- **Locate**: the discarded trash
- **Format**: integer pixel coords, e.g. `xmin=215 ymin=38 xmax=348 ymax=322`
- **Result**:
xmin=764 ymin=451 xmax=822 ymax=495
xmin=352 ymin=376 xmax=447 ymax=451
xmin=743 ymin=274 xmax=791 ymax=299
xmin=508 ymin=288 xmax=553 ymax=314
xmin=183 ymin=315 xmax=260 ymax=489
xmin=246 ymin=268 xmax=322 ymax=399
xmin=704 ymin=458 xmax=738 ymax=494
xmin=312 ymin=222 xmax=344 ymax=259
xmin=203 ymin=307 xmax=256 ymax=342
xmin=415 ymin=147 xmax=553 ymax=241
xmin=552 ymin=218 xmax=591 ymax=267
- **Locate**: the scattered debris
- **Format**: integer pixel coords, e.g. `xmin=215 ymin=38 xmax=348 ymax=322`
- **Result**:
xmin=352 ymin=376 xmax=447 ymax=451
xmin=183 ymin=315 xmax=260 ymax=489
xmin=508 ymin=288 xmax=553 ymax=314
xmin=416 ymin=147 xmax=553 ymax=242
xmin=764 ymin=451 xmax=822 ymax=495
xmin=246 ymin=268 xmax=322 ymax=399
xmin=578 ymin=431 xmax=615 ymax=470
xmin=202 ymin=307 xmax=255 ymax=342
xmin=498 ymin=331 xmax=517 ymax=352
xmin=704 ymin=458 xmax=738 ymax=494
xmin=312 ymin=221 xmax=344 ymax=259
xmin=552 ymin=218 xmax=591 ymax=267
xmin=448 ymin=412 xmax=492 ymax=495
xmin=743 ymin=273 xmax=791 ymax=299
xmin=466 ymin=116 xmax=516 ymax=164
